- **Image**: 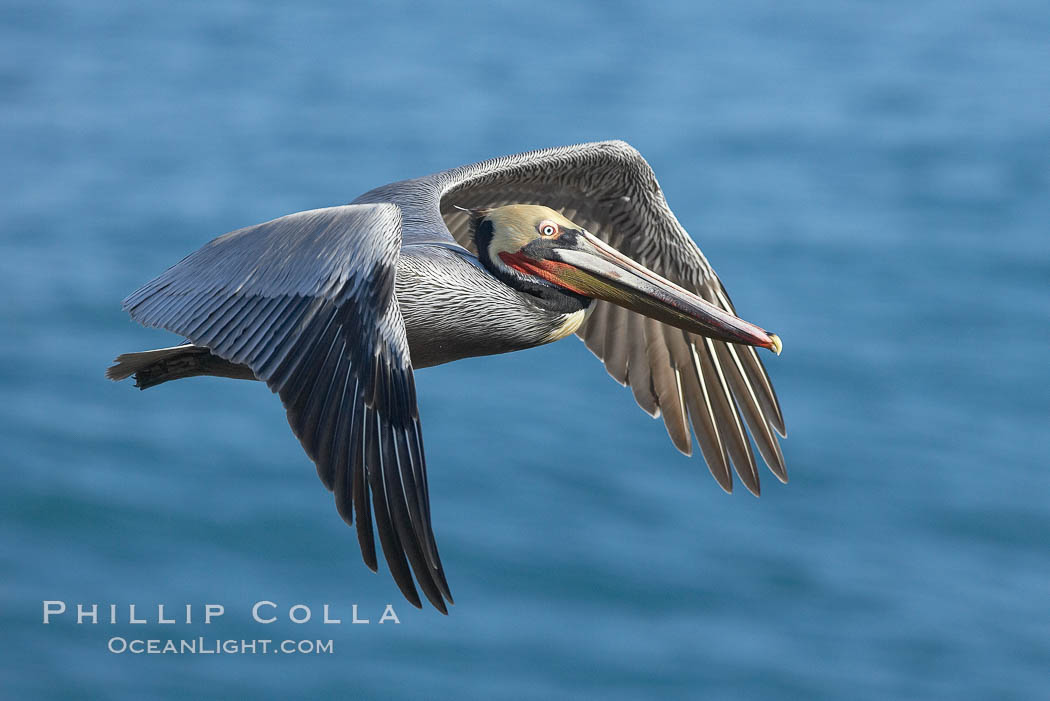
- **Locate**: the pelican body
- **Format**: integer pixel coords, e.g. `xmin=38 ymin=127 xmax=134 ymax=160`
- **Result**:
xmin=394 ymin=242 xmax=581 ymax=369
xmin=109 ymin=141 xmax=786 ymax=613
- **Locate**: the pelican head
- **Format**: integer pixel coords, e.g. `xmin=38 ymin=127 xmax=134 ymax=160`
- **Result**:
xmin=471 ymin=204 xmax=781 ymax=353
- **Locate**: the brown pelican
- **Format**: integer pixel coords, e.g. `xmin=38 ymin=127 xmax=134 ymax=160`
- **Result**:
xmin=108 ymin=141 xmax=786 ymax=613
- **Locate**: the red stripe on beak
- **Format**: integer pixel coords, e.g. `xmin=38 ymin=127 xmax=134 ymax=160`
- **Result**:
xmin=498 ymin=251 xmax=589 ymax=296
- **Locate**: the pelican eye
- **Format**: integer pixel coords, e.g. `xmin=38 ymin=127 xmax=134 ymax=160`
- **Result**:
xmin=539 ymin=221 xmax=559 ymax=237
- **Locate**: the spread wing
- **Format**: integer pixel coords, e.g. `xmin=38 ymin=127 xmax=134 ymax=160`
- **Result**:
xmin=122 ymin=204 xmax=453 ymax=612
xmin=437 ymin=140 xmax=786 ymax=495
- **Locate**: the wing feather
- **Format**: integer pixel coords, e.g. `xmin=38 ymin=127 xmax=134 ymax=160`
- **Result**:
xmin=602 ymin=306 xmax=631 ymax=386
xmin=646 ymin=318 xmax=692 ymax=455
xmin=625 ymin=311 xmax=659 ymax=417
xmin=581 ymin=299 xmax=610 ymax=359
xmin=679 ymin=336 xmax=734 ymax=492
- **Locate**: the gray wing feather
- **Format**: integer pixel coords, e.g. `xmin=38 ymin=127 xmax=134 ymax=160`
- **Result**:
xmin=122 ymin=204 xmax=452 ymax=612
xmin=431 ymin=140 xmax=787 ymax=494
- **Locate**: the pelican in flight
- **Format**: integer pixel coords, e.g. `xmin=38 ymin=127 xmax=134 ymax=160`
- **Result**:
xmin=108 ymin=141 xmax=786 ymax=613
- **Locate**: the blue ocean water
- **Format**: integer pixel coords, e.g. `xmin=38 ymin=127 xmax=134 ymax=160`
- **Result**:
xmin=2 ymin=1 xmax=1048 ymax=698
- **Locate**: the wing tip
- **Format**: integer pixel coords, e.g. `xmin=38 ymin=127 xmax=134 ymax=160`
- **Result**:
xmin=713 ymin=472 xmax=733 ymax=494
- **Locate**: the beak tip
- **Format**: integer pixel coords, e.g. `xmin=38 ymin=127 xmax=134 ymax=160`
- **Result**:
xmin=768 ymin=333 xmax=783 ymax=356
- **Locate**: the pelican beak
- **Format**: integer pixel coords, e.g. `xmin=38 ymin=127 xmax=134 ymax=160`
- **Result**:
xmin=544 ymin=230 xmax=782 ymax=353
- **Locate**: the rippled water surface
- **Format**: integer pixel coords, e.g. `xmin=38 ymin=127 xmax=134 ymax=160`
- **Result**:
xmin=3 ymin=1 xmax=1048 ymax=699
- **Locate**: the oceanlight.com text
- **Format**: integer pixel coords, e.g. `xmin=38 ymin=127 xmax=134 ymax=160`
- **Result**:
xmin=107 ymin=637 xmax=334 ymax=655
